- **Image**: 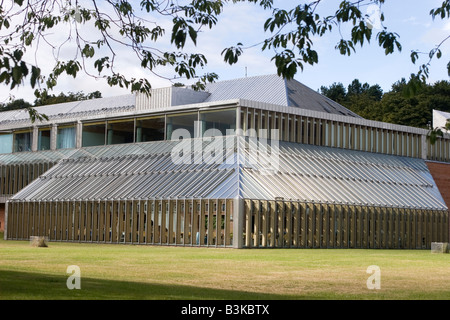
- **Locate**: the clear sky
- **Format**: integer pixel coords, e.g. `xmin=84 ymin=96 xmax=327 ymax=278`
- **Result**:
xmin=1 ymin=0 xmax=450 ymax=103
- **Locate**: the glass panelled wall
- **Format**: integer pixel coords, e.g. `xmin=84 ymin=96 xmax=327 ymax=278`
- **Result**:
xmin=166 ymin=112 xmax=198 ymax=140
xmin=136 ymin=116 xmax=165 ymax=142
xmin=0 ymin=108 xmax=239 ymax=153
xmin=200 ymin=108 xmax=236 ymax=136
xmin=107 ymin=119 xmax=134 ymax=145
xmin=82 ymin=122 xmax=106 ymax=147
xmin=13 ymin=129 xmax=32 ymax=152
xmin=57 ymin=125 xmax=76 ymax=149
xmin=38 ymin=127 xmax=51 ymax=151
xmin=240 ymin=107 xmax=425 ymax=159
xmin=0 ymin=133 xmax=13 ymax=154
xmin=3 ymin=106 xmax=449 ymax=162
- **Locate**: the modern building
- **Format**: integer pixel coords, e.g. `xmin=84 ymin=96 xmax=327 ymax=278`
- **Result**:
xmin=1 ymin=74 xmax=449 ymax=248
xmin=433 ymin=109 xmax=450 ymax=131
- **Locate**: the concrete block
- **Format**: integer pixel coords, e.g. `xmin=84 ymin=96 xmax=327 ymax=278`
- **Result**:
xmin=30 ymin=236 xmax=48 ymax=247
xmin=431 ymin=242 xmax=449 ymax=253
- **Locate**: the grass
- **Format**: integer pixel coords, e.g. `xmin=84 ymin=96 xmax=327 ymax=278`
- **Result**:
xmin=1 ymin=232 xmax=450 ymax=300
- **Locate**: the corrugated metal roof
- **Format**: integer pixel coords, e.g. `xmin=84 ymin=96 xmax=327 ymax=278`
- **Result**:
xmin=0 ymin=94 xmax=135 ymax=126
xmin=239 ymin=139 xmax=446 ymax=210
xmin=0 ymin=75 xmax=360 ymax=129
xmin=286 ymin=79 xmax=360 ymax=117
xmin=11 ymin=138 xmax=239 ymax=201
xmin=0 ymin=109 xmax=25 ymax=123
xmin=204 ymin=74 xmax=289 ymax=106
xmin=0 ymin=148 xmax=77 ymax=165
xmin=204 ymin=74 xmax=360 ymax=117
xmin=9 ymin=136 xmax=446 ymax=209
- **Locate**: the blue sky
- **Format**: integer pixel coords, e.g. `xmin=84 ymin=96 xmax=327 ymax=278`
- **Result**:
xmin=209 ymin=0 xmax=450 ymax=93
xmin=2 ymin=0 xmax=450 ymax=103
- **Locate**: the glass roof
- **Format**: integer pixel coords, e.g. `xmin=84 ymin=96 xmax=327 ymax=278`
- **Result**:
xmin=10 ymin=137 xmax=447 ymax=210
xmin=238 ymin=139 xmax=446 ymax=210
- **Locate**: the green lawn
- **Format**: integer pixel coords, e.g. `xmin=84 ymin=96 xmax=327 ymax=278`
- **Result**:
xmin=1 ymin=233 xmax=449 ymax=300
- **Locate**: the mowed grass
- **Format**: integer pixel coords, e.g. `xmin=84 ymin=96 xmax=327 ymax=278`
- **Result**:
xmin=1 ymin=233 xmax=449 ymax=300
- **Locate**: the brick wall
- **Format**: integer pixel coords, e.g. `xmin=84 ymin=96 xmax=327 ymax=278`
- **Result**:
xmin=426 ymin=161 xmax=450 ymax=242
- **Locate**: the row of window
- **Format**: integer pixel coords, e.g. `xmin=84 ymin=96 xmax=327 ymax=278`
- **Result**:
xmin=0 ymin=109 xmax=237 ymax=154
xmin=0 ymin=126 xmax=76 ymax=153
xmin=2 ymin=106 xmax=448 ymax=162
xmin=241 ymin=107 xmax=424 ymax=159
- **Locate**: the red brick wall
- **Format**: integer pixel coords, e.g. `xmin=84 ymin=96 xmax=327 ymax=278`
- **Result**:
xmin=426 ymin=161 xmax=450 ymax=242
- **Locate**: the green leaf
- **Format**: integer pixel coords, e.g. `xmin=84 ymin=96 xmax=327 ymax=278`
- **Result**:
xmin=12 ymin=66 xmax=22 ymax=83
xmin=221 ymin=44 xmax=243 ymax=65
xmin=27 ymin=106 xmax=48 ymax=124
xmin=3 ymin=19 xmax=10 ymax=29
xmin=82 ymin=44 xmax=95 ymax=58
xmin=140 ymin=0 xmax=157 ymax=12
xmin=30 ymin=66 xmax=41 ymax=88
xmin=188 ymin=26 xmax=197 ymax=46
xmin=411 ymin=51 xmax=419 ymax=64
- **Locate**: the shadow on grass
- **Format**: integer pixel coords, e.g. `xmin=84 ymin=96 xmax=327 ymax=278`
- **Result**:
xmin=0 ymin=270 xmax=291 ymax=300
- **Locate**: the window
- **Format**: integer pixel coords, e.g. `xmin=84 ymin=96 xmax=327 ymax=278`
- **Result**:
xmin=107 ymin=120 xmax=134 ymax=145
xmin=136 ymin=117 xmax=165 ymax=142
xmin=57 ymin=126 xmax=76 ymax=149
xmin=199 ymin=108 xmax=236 ymax=136
xmin=166 ymin=112 xmax=197 ymax=140
xmin=0 ymin=133 xmax=13 ymax=154
xmin=82 ymin=122 xmax=106 ymax=147
xmin=38 ymin=127 xmax=51 ymax=151
xmin=14 ymin=130 xmax=32 ymax=152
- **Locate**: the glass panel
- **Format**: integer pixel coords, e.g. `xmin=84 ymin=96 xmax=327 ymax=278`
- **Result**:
xmin=14 ymin=130 xmax=32 ymax=152
xmin=136 ymin=116 xmax=165 ymax=142
xmin=0 ymin=133 xmax=13 ymax=154
xmin=82 ymin=122 xmax=106 ymax=147
xmin=200 ymin=108 xmax=236 ymax=137
xmin=38 ymin=128 xmax=51 ymax=151
xmin=166 ymin=112 xmax=197 ymax=140
xmin=57 ymin=126 xmax=76 ymax=149
xmin=107 ymin=120 xmax=134 ymax=145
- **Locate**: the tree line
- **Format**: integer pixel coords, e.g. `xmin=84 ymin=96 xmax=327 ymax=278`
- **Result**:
xmin=0 ymin=90 xmax=102 ymax=112
xmin=319 ymin=77 xmax=450 ymax=129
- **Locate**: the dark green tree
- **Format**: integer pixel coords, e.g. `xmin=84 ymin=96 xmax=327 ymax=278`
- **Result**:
xmin=320 ymin=79 xmax=383 ymax=118
xmin=0 ymin=98 xmax=32 ymax=111
xmin=346 ymin=79 xmax=383 ymax=101
xmin=319 ymin=82 xmax=347 ymax=105
xmin=322 ymin=76 xmax=450 ymax=129
xmin=34 ymin=90 xmax=102 ymax=106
